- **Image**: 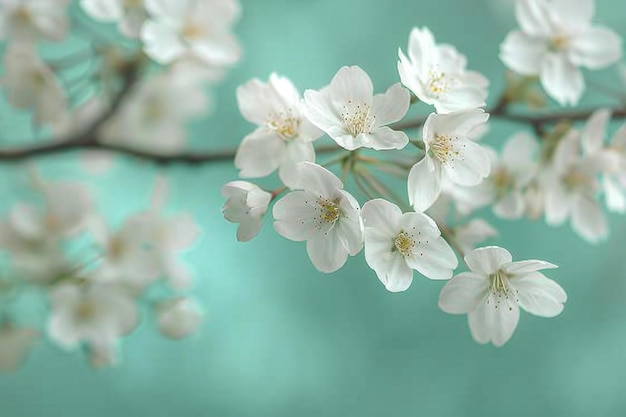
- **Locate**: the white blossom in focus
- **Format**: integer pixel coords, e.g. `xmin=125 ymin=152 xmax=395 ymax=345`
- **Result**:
xmin=500 ymin=0 xmax=623 ymax=105
xmin=236 ymin=74 xmax=323 ymax=184
xmin=408 ymin=109 xmax=491 ymax=212
xmin=80 ymin=0 xmax=147 ymax=38
xmin=273 ymin=162 xmax=363 ymax=273
xmin=0 ymin=325 xmax=39 ymax=372
xmin=0 ymin=0 xmax=70 ymax=42
xmin=221 ymin=181 xmax=272 ymax=242
xmin=141 ymin=0 xmax=241 ymax=67
xmin=398 ymin=27 xmax=489 ymax=113
xmin=2 ymin=45 xmax=67 ymax=125
xmin=156 ymin=298 xmax=203 ymax=339
xmin=439 ymin=246 xmax=565 ymax=346
xmin=48 ymin=283 xmax=138 ymax=350
xmin=101 ymin=70 xmax=209 ymax=154
xmin=361 ymin=199 xmax=458 ymax=292
xmin=303 ymin=66 xmax=410 ymax=151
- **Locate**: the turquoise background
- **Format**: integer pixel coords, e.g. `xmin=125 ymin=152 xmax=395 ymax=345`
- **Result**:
xmin=2 ymin=0 xmax=626 ymax=416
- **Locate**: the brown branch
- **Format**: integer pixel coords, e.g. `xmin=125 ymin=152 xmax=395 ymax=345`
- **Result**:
xmin=1 ymin=81 xmax=626 ymax=164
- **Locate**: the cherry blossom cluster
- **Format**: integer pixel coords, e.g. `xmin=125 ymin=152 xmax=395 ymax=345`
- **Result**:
xmin=0 ymin=174 xmax=202 ymax=371
xmin=1 ymin=0 xmax=240 ymax=153
xmin=0 ymin=0 xmax=241 ymax=371
xmin=223 ymin=0 xmax=624 ymax=347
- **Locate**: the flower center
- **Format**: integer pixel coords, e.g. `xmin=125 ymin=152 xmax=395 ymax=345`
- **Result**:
xmin=108 ymin=236 xmax=126 ymax=260
xmin=492 ymin=167 xmax=514 ymax=192
xmin=14 ymin=6 xmax=32 ymax=24
xmin=427 ymin=69 xmax=452 ymax=98
xmin=317 ymin=198 xmax=340 ymax=223
xmin=340 ymin=100 xmax=375 ymax=137
xmin=267 ymin=110 xmax=300 ymax=141
xmin=563 ymin=168 xmax=592 ymax=190
xmin=550 ymin=33 xmax=570 ymax=51
xmin=487 ymin=270 xmax=519 ymax=311
xmin=393 ymin=230 xmax=415 ymax=257
xmin=430 ymin=134 xmax=460 ymax=164
xmin=75 ymin=301 xmax=98 ymax=322
xmin=123 ymin=0 xmax=143 ymax=8
xmin=182 ymin=23 xmax=205 ymax=40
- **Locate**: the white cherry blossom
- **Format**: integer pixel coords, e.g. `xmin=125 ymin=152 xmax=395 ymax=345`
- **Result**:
xmin=80 ymin=0 xmax=147 ymax=38
xmin=222 ymin=181 xmax=272 ymax=242
xmin=141 ymin=0 xmax=241 ymax=67
xmin=48 ymin=283 xmax=138 ymax=350
xmin=408 ymin=109 xmax=491 ymax=212
xmin=469 ymin=132 xmax=539 ymax=219
xmin=156 ymin=298 xmax=203 ymax=339
xmin=361 ymin=199 xmax=458 ymax=292
xmin=273 ymin=162 xmax=363 ymax=273
xmin=101 ymin=70 xmax=209 ymax=154
xmin=303 ymin=65 xmax=410 ymax=151
xmin=2 ymin=45 xmax=67 ymax=125
xmin=439 ymin=246 xmax=565 ymax=346
xmin=398 ymin=27 xmax=489 ymax=113
xmin=453 ymin=219 xmax=498 ymax=254
xmin=0 ymin=0 xmax=70 ymax=42
xmin=500 ymin=0 xmax=623 ymax=105
xmin=236 ymin=73 xmax=323 ymax=184
xmin=90 ymin=216 xmax=162 ymax=291
xmin=543 ymin=129 xmax=613 ymax=243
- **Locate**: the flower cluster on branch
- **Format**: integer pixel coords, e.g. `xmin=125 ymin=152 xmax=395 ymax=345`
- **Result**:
xmin=0 ymin=0 xmax=625 ymax=372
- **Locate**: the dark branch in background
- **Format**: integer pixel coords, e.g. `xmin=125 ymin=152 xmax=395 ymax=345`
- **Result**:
xmin=1 ymin=75 xmax=626 ymax=164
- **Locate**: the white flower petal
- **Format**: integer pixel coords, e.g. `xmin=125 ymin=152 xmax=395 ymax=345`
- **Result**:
xmin=273 ymin=191 xmax=323 ymax=242
xmin=361 ymin=198 xmax=402 ymax=237
xmin=80 ymin=0 xmax=123 ymax=21
xmin=581 ymin=109 xmax=611 ymax=155
xmin=464 ymin=246 xmax=512 ymax=276
xmin=329 ymin=66 xmax=373 ymax=108
xmin=500 ymin=30 xmax=547 ymax=75
xmin=502 ymin=260 xmax=558 ymax=274
xmin=443 ymin=138 xmax=491 ymax=186
xmin=438 ymin=272 xmax=488 ymax=314
xmin=516 ymin=0 xmax=552 ymax=37
xmin=569 ymin=26 xmax=623 ymax=69
xmin=235 ymin=130 xmax=284 ymax=178
xmin=571 ymin=196 xmax=608 ymax=243
xmin=408 ymin=156 xmax=441 ymax=212
xmin=371 ymin=83 xmax=410 ymax=127
xmin=540 ymin=52 xmax=584 ymax=106
xmin=141 ymin=21 xmax=185 ymax=64
xmin=306 ymin=232 xmax=348 ymax=273
xmin=366 ymin=127 xmax=409 ymax=150
xmin=509 ymin=272 xmax=566 ymax=317
xmin=289 ymin=162 xmax=343 ymax=197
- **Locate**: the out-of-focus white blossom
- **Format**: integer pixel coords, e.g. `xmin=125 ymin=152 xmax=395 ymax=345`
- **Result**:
xmin=361 ymin=199 xmax=457 ymax=292
xmin=90 ymin=216 xmax=162 ymax=291
xmin=543 ymin=129 xmax=613 ymax=243
xmin=439 ymin=246 xmax=565 ymax=346
xmin=2 ymin=45 xmax=67 ymax=125
xmin=273 ymin=162 xmax=363 ymax=273
xmin=141 ymin=0 xmax=241 ymax=67
xmin=0 ymin=0 xmax=70 ymax=42
xmin=48 ymin=283 xmax=138 ymax=350
xmin=500 ymin=0 xmax=623 ymax=105
xmin=101 ymin=70 xmax=209 ymax=154
xmin=398 ymin=27 xmax=489 ymax=113
xmin=0 ymin=180 xmax=92 ymax=282
xmin=408 ymin=109 xmax=491 ymax=212
xmin=80 ymin=0 xmax=147 ymax=38
xmin=221 ymin=181 xmax=272 ymax=242
xmin=0 ymin=325 xmax=39 ymax=372
xmin=303 ymin=66 xmax=410 ymax=151
xmin=236 ymin=74 xmax=322 ymax=184
xmin=453 ymin=219 xmax=498 ymax=254
xmin=469 ymin=132 xmax=539 ymax=219
xmin=156 ymin=298 xmax=203 ymax=339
